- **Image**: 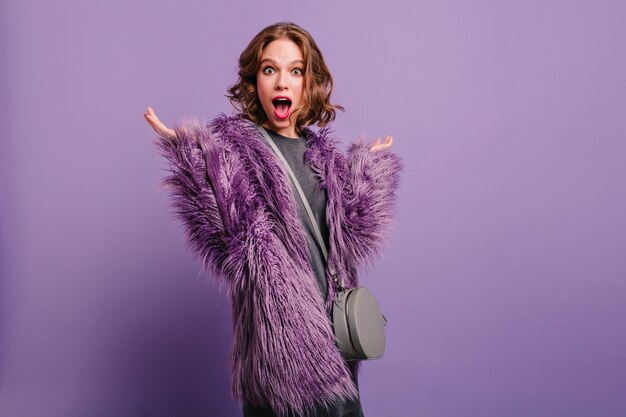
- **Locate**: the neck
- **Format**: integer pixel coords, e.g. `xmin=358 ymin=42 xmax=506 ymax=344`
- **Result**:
xmin=262 ymin=122 xmax=301 ymax=139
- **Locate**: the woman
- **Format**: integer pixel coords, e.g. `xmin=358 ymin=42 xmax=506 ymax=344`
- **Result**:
xmin=144 ymin=22 xmax=401 ymax=417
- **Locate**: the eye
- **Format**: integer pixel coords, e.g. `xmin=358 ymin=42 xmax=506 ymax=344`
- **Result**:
xmin=262 ymin=66 xmax=275 ymax=75
xmin=292 ymin=68 xmax=303 ymax=76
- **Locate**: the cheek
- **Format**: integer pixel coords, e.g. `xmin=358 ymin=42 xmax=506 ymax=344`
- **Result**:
xmin=256 ymin=86 xmax=266 ymax=102
xmin=293 ymin=79 xmax=304 ymax=99
xmin=257 ymin=82 xmax=270 ymax=105
xmin=256 ymin=76 xmax=268 ymax=96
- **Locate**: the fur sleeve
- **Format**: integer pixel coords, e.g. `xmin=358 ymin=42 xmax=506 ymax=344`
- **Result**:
xmin=153 ymin=119 xmax=231 ymax=285
xmin=338 ymin=141 xmax=403 ymax=268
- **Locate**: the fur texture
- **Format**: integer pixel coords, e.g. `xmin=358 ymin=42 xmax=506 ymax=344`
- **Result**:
xmin=154 ymin=114 xmax=402 ymax=416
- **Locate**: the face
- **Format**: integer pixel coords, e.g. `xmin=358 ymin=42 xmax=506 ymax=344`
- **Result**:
xmin=256 ymin=38 xmax=305 ymax=138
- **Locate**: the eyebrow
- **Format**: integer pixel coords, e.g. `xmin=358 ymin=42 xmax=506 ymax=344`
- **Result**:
xmin=260 ymin=58 xmax=304 ymax=65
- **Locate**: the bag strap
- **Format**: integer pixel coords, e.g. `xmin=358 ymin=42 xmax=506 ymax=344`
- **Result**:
xmin=256 ymin=125 xmax=345 ymax=291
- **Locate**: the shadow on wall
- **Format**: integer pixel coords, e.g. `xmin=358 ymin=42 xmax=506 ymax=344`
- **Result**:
xmin=0 ymin=0 xmax=13 ymax=388
xmin=117 ymin=289 xmax=238 ymax=416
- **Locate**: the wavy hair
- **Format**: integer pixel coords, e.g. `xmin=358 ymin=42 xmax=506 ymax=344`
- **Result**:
xmin=226 ymin=22 xmax=344 ymax=129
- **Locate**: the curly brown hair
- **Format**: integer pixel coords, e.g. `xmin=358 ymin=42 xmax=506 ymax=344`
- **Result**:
xmin=226 ymin=22 xmax=344 ymax=129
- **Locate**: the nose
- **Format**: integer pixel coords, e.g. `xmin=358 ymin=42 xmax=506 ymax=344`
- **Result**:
xmin=275 ymin=71 xmax=288 ymax=90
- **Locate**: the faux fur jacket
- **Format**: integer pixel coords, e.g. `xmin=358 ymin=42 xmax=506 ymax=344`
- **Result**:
xmin=155 ymin=114 xmax=402 ymax=416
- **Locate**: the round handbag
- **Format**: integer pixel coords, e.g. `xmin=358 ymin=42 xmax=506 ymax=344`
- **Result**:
xmin=333 ymin=286 xmax=388 ymax=361
xmin=256 ymin=124 xmax=388 ymax=361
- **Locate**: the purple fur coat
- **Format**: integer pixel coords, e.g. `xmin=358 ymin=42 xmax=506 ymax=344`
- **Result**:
xmin=155 ymin=114 xmax=402 ymax=416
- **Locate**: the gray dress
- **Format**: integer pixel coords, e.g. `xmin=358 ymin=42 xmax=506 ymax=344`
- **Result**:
xmin=242 ymin=127 xmax=364 ymax=417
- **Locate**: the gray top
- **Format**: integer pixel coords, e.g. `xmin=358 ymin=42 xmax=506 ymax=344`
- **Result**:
xmin=264 ymin=128 xmax=330 ymax=301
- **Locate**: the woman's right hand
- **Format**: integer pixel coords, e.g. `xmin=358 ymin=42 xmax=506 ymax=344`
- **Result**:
xmin=144 ymin=106 xmax=177 ymax=139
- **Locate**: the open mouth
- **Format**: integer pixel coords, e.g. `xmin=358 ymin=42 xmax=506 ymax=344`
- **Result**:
xmin=272 ymin=97 xmax=292 ymax=120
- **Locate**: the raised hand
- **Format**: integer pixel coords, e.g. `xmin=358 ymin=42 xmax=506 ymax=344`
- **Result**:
xmin=370 ymin=136 xmax=393 ymax=152
xmin=144 ymin=106 xmax=177 ymax=139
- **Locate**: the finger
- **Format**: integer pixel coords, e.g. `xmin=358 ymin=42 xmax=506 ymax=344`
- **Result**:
xmin=150 ymin=114 xmax=163 ymax=127
xmin=144 ymin=114 xmax=157 ymax=126
xmin=148 ymin=108 xmax=162 ymax=124
xmin=144 ymin=114 xmax=167 ymax=133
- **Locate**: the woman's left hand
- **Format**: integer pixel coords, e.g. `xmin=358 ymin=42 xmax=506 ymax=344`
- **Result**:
xmin=370 ymin=136 xmax=393 ymax=152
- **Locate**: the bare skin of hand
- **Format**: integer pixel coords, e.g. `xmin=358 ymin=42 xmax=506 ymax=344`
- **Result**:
xmin=144 ymin=106 xmax=177 ymax=139
xmin=145 ymin=105 xmax=392 ymax=150
xmin=370 ymin=136 xmax=393 ymax=152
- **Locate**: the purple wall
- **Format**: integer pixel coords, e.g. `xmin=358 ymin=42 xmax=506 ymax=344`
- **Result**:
xmin=2 ymin=1 xmax=625 ymax=416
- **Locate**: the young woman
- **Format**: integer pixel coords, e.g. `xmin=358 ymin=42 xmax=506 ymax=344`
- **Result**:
xmin=144 ymin=22 xmax=401 ymax=417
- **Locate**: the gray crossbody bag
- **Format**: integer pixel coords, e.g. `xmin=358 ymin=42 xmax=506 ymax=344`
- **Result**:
xmin=257 ymin=125 xmax=387 ymax=361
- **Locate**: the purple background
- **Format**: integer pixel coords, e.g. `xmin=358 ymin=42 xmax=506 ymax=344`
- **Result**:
xmin=1 ymin=1 xmax=625 ymax=416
